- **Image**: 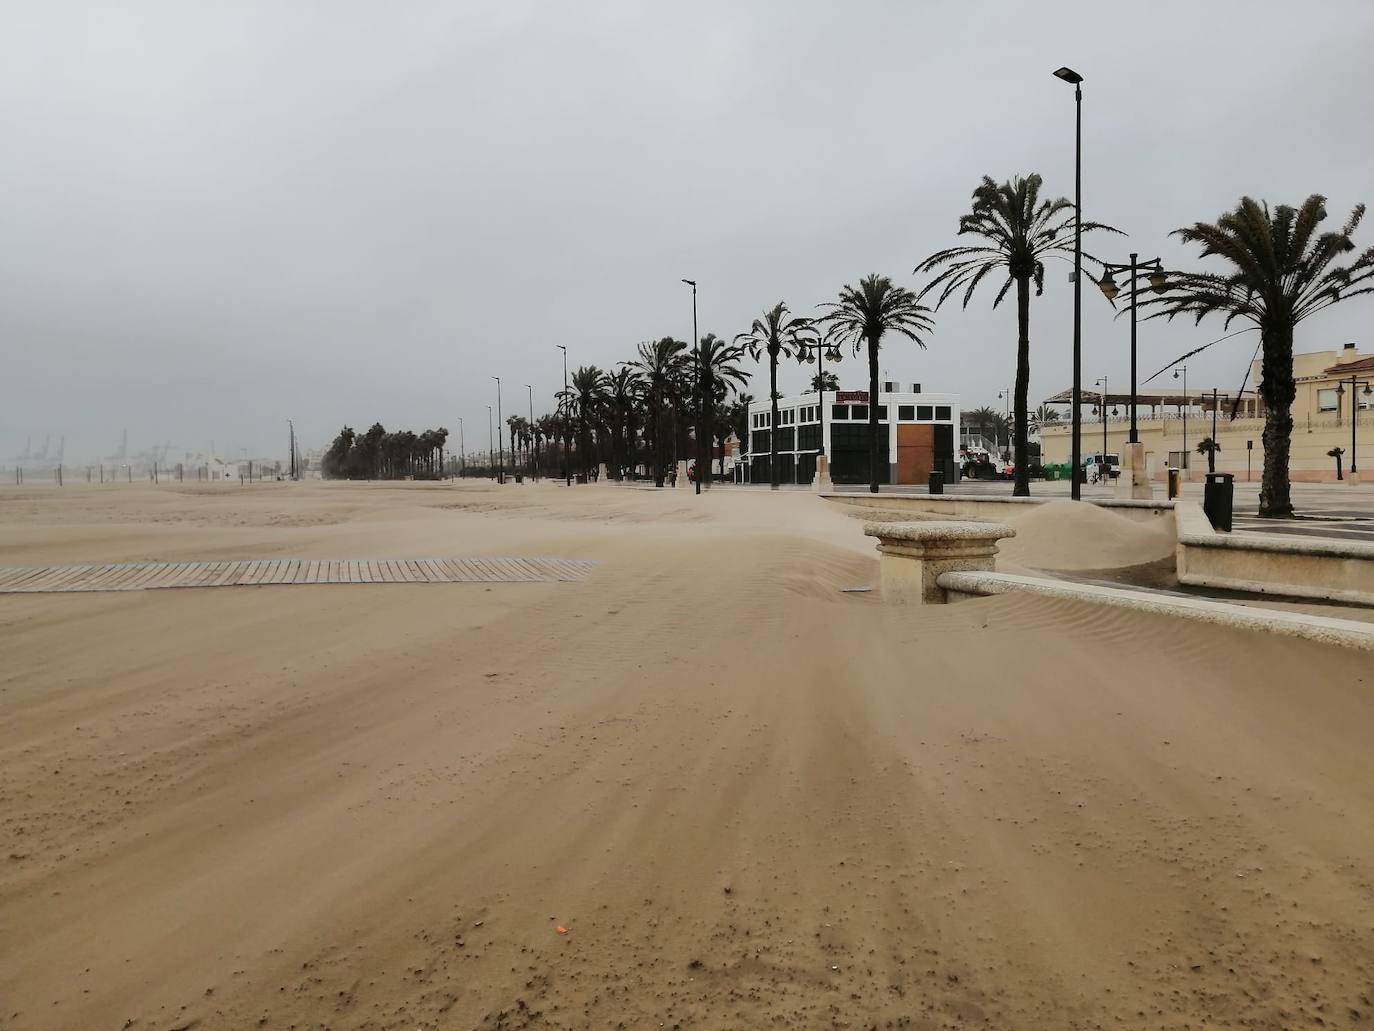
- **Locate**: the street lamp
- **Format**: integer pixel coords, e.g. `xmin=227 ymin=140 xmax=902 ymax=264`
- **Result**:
xmin=557 ymin=345 xmax=570 ymax=486
xmin=525 ymin=384 xmax=535 ymax=480
xmin=682 ymin=279 xmax=701 ymax=495
xmin=1335 ymin=375 xmax=1373 ymax=474
xmin=492 ymin=375 xmax=504 ymax=484
xmin=997 ymin=386 xmax=1012 ymax=460
xmin=1173 ymin=366 xmax=1188 ymax=477
xmin=486 ymin=404 xmax=494 ymax=476
xmin=795 ymin=333 xmax=842 ymax=481
xmin=1093 ymin=376 xmax=1111 ymax=469
xmin=458 ymin=416 xmax=465 ymax=477
xmin=1054 ymin=65 xmax=1084 ymax=499
xmin=1097 ymin=253 xmax=1167 ymax=443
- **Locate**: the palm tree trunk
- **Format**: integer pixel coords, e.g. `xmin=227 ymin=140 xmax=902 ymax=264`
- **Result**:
xmin=698 ymin=366 xmax=710 ymax=490
xmin=769 ymin=352 xmax=780 ymax=490
xmin=1013 ymin=275 xmax=1031 ymax=497
xmin=1259 ymin=323 xmax=1296 ymax=518
xmin=867 ymin=334 xmax=880 ymax=494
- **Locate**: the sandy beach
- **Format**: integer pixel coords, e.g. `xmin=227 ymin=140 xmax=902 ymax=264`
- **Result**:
xmin=2 ymin=481 xmax=1372 ymax=1029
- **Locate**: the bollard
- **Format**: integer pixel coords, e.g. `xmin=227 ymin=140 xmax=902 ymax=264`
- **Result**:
xmin=1167 ymin=467 xmax=1180 ymax=500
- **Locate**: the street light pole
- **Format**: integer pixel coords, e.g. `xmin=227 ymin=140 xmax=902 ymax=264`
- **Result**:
xmin=557 ymin=345 xmax=570 ymax=486
xmin=492 ymin=375 xmax=504 ymax=484
xmin=997 ymin=386 xmax=1011 ymax=460
xmin=682 ymin=279 xmax=701 ymax=495
xmin=1097 ymin=255 xmax=1167 ymax=444
xmin=1095 ymin=376 xmax=1109 ymax=461
xmin=1173 ymin=366 xmax=1188 ymax=479
xmin=458 ymin=416 xmax=465 ymax=477
xmin=1336 ymin=374 xmax=1373 ymax=474
xmin=486 ymin=405 xmax=494 ymax=476
xmin=1054 ymin=66 xmax=1084 ymax=499
xmin=525 ymin=383 xmax=535 ymax=479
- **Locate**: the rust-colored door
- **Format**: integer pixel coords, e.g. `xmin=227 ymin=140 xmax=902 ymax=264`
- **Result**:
xmin=896 ymin=424 xmax=935 ymax=485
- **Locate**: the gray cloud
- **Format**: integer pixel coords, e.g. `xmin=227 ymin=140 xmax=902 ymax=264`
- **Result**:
xmin=3 ymin=0 xmax=1373 ymax=464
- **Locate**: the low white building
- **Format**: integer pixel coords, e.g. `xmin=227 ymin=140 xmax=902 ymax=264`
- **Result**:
xmin=744 ymin=380 xmax=960 ymax=486
xmin=205 ymin=457 xmax=239 ymax=481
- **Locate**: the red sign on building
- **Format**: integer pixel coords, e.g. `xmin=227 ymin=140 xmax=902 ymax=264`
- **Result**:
xmin=835 ymin=390 xmax=869 ymax=403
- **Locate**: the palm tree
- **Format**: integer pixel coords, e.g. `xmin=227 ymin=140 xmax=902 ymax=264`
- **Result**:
xmin=815 ymin=275 xmax=934 ymax=493
xmin=630 ymin=337 xmax=690 ymax=486
xmin=964 ymin=406 xmax=1006 ymax=453
xmin=694 ymin=333 xmax=750 ymax=487
xmin=561 ymin=366 xmax=608 ymax=480
xmin=1029 ymin=404 xmax=1061 ymax=435
xmin=1141 ymin=195 xmax=1374 ymax=517
xmin=809 ymin=370 xmax=839 ymax=392
xmin=915 ymin=174 xmax=1120 ymax=496
xmin=735 ymin=303 xmax=814 ymax=489
xmin=604 ymin=366 xmax=643 ymax=480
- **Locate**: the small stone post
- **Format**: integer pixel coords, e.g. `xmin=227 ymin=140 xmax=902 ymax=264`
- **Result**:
xmin=863 ymin=521 xmax=1016 ymax=604
xmin=813 ymin=454 xmax=833 ymax=493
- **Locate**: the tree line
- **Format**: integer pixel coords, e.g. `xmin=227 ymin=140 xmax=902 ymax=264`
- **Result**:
xmin=322 ymin=424 xmax=450 ymax=480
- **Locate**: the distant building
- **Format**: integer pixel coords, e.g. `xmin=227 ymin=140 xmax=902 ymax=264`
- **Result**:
xmin=1039 ymin=342 xmax=1373 ymax=481
xmin=205 ymin=458 xmax=238 ymax=481
xmin=743 ymin=381 xmax=960 ymax=485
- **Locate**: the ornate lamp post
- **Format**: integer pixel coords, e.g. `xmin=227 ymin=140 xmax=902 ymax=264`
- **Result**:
xmin=795 ymin=333 xmax=843 ymax=477
xmin=1335 ymin=374 xmax=1374 ymax=474
xmin=1097 ymin=254 xmax=1168 ymax=442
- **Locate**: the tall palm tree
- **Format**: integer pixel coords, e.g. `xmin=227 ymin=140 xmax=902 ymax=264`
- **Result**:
xmin=735 ymin=303 xmax=814 ymax=489
xmin=560 ymin=366 xmax=608 ymax=480
xmin=630 ymin=337 xmax=689 ymax=486
xmin=809 ymin=370 xmax=839 ymax=392
xmin=604 ymin=366 xmax=644 ymax=480
xmin=815 ymin=275 xmax=934 ymax=493
xmin=1141 ymin=195 xmax=1374 ymax=518
xmin=915 ymin=174 xmax=1120 ymax=496
xmin=694 ymin=333 xmax=750 ymax=487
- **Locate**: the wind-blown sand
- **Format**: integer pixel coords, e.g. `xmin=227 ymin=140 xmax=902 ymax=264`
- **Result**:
xmin=999 ymin=499 xmax=1177 ymax=572
xmin=2 ymin=482 xmax=1372 ymax=1029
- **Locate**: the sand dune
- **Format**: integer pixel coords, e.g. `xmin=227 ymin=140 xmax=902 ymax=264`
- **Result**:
xmin=1 ymin=482 xmax=1372 ymax=1029
xmin=999 ymin=498 xmax=1177 ymax=571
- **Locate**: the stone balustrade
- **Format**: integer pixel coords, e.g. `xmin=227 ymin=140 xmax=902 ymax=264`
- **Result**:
xmin=862 ymin=520 xmax=1016 ymax=604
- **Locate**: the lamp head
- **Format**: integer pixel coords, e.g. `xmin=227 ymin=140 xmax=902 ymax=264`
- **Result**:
xmin=1053 ymin=67 xmax=1083 ymax=84
xmin=1097 ymin=272 xmax=1120 ymax=301
xmin=1364 ymin=383 xmax=1372 ymax=397
xmin=828 ymin=348 xmax=843 ymax=363
xmin=681 ymin=278 xmax=696 ymax=287
xmin=1337 ymin=381 xmax=1346 ymax=396
xmin=1149 ymin=263 xmax=1167 ymax=294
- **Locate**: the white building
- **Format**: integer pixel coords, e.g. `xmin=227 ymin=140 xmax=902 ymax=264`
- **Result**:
xmin=744 ymin=381 xmax=960 ymax=486
xmin=205 ymin=457 xmax=239 ymax=481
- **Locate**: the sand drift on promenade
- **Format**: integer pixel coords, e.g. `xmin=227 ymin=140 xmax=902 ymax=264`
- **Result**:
xmin=1 ymin=481 xmax=1372 ymax=1029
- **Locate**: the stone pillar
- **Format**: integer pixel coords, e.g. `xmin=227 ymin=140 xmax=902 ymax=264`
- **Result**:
xmin=675 ymin=460 xmax=689 ymax=488
xmin=597 ymin=463 xmax=609 ymax=483
xmin=863 ymin=521 xmax=1016 ymax=604
xmin=1116 ymin=441 xmax=1154 ymax=500
xmin=813 ymin=454 xmax=833 ymax=493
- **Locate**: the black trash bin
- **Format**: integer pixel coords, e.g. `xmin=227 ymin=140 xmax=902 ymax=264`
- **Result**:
xmin=928 ymin=470 xmax=944 ymax=495
xmin=1203 ymin=472 xmax=1234 ymax=532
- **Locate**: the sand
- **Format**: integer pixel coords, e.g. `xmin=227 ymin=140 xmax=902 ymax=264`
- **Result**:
xmin=998 ymin=499 xmax=1177 ymax=572
xmin=2 ymin=481 xmax=1373 ymax=1029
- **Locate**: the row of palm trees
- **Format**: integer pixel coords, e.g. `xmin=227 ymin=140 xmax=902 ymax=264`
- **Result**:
xmin=481 ymin=183 xmax=1373 ymax=512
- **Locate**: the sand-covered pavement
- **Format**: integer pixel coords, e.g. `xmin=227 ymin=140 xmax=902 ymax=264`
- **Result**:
xmin=2 ymin=481 xmax=1372 ymax=1029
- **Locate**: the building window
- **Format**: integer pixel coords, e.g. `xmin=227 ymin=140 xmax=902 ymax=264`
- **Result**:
xmin=832 ymin=404 xmax=849 ymax=420
xmin=883 ymin=381 xmax=899 ymax=393
xmin=898 ymin=404 xmax=915 ymax=421
xmin=935 ymin=406 xmax=951 ymax=421
xmin=917 ymin=405 xmax=933 ymax=420
xmin=852 ymin=404 xmax=869 ymax=420
xmin=1318 ymin=388 xmax=1340 ymax=412
xmin=798 ymin=424 xmax=821 ymax=451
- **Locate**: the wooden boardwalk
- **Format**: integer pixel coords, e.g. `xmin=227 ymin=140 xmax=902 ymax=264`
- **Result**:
xmin=0 ymin=557 xmax=596 ymax=594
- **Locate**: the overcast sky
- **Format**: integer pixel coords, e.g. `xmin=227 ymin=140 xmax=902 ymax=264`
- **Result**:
xmin=4 ymin=0 xmax=1374 ymax=464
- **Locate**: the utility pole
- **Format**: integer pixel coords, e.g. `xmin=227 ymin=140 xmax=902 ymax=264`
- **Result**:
xmin=557 ymin=344 xmax=570 ymax=486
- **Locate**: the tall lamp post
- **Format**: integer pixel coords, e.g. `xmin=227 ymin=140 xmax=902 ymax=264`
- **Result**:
xmin=1335 ymin=374 xmax=1373 ymax=474
xmin=486 ymin=405 xmax=494 ymax=476
xmin=1092 ymin=376 xmax=1116 ymax=472
xmin=681 ymin=279 xmax=701 ymax=495
xmin=795 ymin=333 xmax=842 ymax=482
xmin=1172 ymin=366 xmax=1187 ymax=478
xmin=557 ymin=345 xmax=570 ymax=486
xmin=1096 ymin=253 xmax=1168 ymax=442
xmin=458 ymin=416 xmax=465 ymax=477
xmin=996 ymin=386 xmax=1011 ymax=460
xmin=1054 ymin=65 xmax=1084 ymax=499
xmin=492 ymin=375 xmax=504 ymax=484
xmin=525 ymin=383 xmax=535 ymax=479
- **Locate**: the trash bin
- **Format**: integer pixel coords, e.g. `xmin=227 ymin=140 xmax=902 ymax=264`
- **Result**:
xmin=1203 ymin=472 xmax=1234 ymax=532
xmin=1167 ymin=467 xmax=1180 ymax=500
xmin=928 ymin=470 xmax=944 ymax=495
xmin=515 ymin=474 xmax=523 ymax=484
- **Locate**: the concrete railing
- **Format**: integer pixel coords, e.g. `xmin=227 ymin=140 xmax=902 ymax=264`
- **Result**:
xmin=827 ymin=491 xmax=1176 ymax=529
xmin=862 ymin=520 xmax=1015 ymax=604
xmin=1176 ymin=501 xmax=1374 ymax=605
